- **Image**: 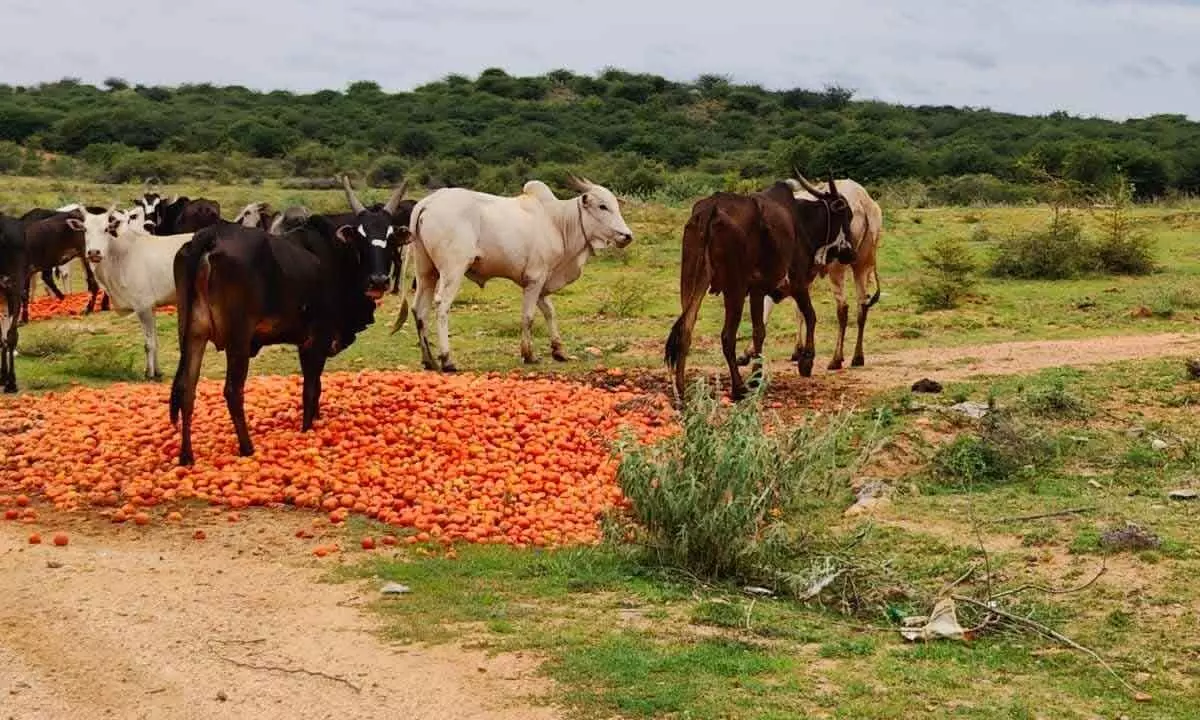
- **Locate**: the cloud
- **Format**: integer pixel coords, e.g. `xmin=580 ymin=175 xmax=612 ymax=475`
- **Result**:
xmin=2 ymin=0 xmax=1197 ymax=119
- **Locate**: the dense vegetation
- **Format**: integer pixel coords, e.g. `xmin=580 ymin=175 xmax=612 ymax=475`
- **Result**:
xmin=1 ymin=69 xmax=1198 ymax=203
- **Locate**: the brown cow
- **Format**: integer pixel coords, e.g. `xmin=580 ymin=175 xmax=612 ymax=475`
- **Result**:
xmin=18 ymin=206 xmax=109 ymax=323
xmin=664 ymin=176 xmax=855 ymax=401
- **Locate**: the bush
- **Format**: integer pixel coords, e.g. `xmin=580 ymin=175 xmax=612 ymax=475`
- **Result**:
xmin=102 ymin=150 xmax=179 ymax=183
xmin=0 ymin=141 xmax=21 ymax=173
xmin=928 ymin=174 xmax=1039 ymax=206
xmin=1094 ymin=178 xmax=1156 ymax=275
xmin=912 ymin=235 xmax=977 ymax=311
xmin=930 ymin=408 xmax=1054 ymax=487
xmin=614 ymin=378 xmax=867 ymax=585
xmin=367 ymin=155 xmax=407 ymax=187
xmin=1022 ymin=377 xmax=1091 ymax=419
xmin=286 ymin=141 xmax=340 ymax=177
xmin=989 ymin=211 xmax=1096 ymax=280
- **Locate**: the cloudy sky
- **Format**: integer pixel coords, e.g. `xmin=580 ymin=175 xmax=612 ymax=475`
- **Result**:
xmin=6 ymin=0 xmax=1199 ymax=119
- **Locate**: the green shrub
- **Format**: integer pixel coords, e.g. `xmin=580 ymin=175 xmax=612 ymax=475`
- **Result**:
xmin=930 ymin=409 xmax=1054 ymax=487
xmin=0 ymin=141 xmax=22 ymax=174
xmin=1022 ymin=378 xmax=1090 ymax=419
xmin=102 ymin=150 xmax=180 ymax=183
xmin=1094 ymin=178 xmax=1156 ymax=275
xmin=989 ymin=211 xmax=1096 ymax=280
xmin=368 ymin=154 xmax=408 ymax=187
xmin=912 ymin=235 xmax=977 ymax=311
xmin=614 ymin=378 xmax=865 ymax=585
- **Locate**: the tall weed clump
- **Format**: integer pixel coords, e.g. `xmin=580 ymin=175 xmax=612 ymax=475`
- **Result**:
xmin=613 ymin=379 xmax=867 ymax=585
xmin=912 ymin=234 xmax=977 ymax=311
xmin=1094 ymin=177 xmax=1156 ymax=275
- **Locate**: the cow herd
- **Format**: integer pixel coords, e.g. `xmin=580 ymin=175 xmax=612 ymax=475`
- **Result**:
xmin=0 ymin=169 xmax=883 ymax=466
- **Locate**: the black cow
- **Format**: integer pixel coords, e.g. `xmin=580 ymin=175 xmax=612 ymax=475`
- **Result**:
xmin=18 ymin=206 xmax=110 ymax=322
xmin=169 ymin=209 xmax=394 ymax=466
xmin=1 ymin=215 xmax=28 ymax=392
xmin=135 ymin=193 xmax=222 ymax=235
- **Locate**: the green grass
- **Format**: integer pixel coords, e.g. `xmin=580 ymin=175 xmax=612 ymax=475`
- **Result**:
xmin=7 ymin=177 xmax=1200 ymax=718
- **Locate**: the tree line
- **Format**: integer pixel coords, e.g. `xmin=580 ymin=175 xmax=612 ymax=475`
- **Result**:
xmin=0 ymin=69 xmax=1197 ymax=204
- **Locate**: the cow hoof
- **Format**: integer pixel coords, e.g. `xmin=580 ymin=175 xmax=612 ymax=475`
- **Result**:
xmin=179 ymin=454 xmax=194 ymax=467
xmin=523 ymin=356 xmax=540 ymax=365
xmin=422 ymin=360 xmax=437 ymax=371
xmin=851 ymin=355 xmax=865 ymax=368
xmin=828 ymin=358 xmax=844 ymax=371
xmin=238 ymin=443 xmax=254 ymax=457
xmin=735 ymin=353 xmax=753 ymax=367
xmin=790 ymin=348 xmax=803 ymax=362
xmin=552 ymin=350 xmax=573 ymax=362
xmin=798 ymin=357 xmax=814 ymax=378
xmin=3 ymin=384 xmax=16 ymax=394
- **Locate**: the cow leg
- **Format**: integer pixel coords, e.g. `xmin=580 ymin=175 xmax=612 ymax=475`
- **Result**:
xmin=737 ymin=294 xmax=778 ymax=367
xmin=1 ymin=317 xmax=15 ymax=393
xmin=82 ymin=258 xmax=103 ymax=314
xmin=794 ymin=288 xmax=817 ymax=378
xmin=136 ymin=308 xmax=161 ymax=379
xmin=721 ymin=290 xmax=749 ymax=401
xmin=519 ymin=283 xmax=546 ymax=364
xmin=224 ymin=349 xmax=254 ymax=457
xmin=413 ymin=271 xmax=438 ymax=370
xmin=433 ymin=271 xmax=466 ymax=372
xmin=41 ymin=269 xmax=65 ymax=301
xmin=747 ymin=289 xmax=767 ymax=389
xmin=537 ymin=296 xmax=571 ymax=362
xmin=172 ymin=323 xmax=208 ymax=467
xmin=390 ymin=249 xmax=402 ymax=294
xmin=851 ymin=265 xmax=871 ymax=367
xmin=299 ymin=345 xmax=328 ymax=431
xmin=827 ymin=264 xmax=849 ymax=371
xmin=19 ymin=276 xmax=31 ymax=325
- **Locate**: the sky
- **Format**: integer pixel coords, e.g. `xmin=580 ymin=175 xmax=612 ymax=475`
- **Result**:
xmin=5 ymin=0 xmax=1199 ymax=120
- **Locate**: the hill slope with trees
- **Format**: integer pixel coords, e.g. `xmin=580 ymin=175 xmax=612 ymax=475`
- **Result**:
xmin=1 ymin=69 xmax=1197 ymax=203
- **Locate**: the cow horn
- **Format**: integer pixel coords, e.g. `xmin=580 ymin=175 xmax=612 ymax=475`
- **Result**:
xmin=384 ymin=180 xmax=408 ymax=216
xmin=792 ymin=168 xmax=827 ymax=197
xmin=827 ymin=172 xmax=839 ymax=197
xmin=342 ymin=175 xmax=366 ymax=215
xmin=566 ymin=174 xmax=590 ymax=193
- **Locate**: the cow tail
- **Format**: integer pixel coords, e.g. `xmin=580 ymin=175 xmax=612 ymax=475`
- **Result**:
xmin=665 ymin=203 xmax=717 ymax=373
xmin=169 ymin=231 xmax=215 ymax=426
xmin=864 ymin=218 xmax=882 ymax=308
xmin=391 ymin=207 xmax=423 ymax=335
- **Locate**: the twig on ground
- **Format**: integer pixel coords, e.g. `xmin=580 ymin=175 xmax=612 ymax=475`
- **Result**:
xmin=939 ymin=562 xmax=980 ymax=597
xmin=952 ymin=594 xmax=1144 ymax=698
xmin=989 ymin=560 xmax=1107 ymax=601
xmin=986 ymin=507 xmax=1096 ymax=524
xmin=209 ymin=642 xmax=362 ymax=693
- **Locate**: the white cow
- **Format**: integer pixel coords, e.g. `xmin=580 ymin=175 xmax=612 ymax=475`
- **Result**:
xmin=67 ymin=206 xmax=195 ymax=378
xmin=741 ymin=176 xmax=884 ymax=370
xmin=393 ymin=176 xmax=633 ymax=371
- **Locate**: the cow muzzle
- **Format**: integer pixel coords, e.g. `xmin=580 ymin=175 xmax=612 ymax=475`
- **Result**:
xmin=614 ymin=232 xmax=634 ymax=249
xmin=86 ymin=250 xmax=102 ymax=263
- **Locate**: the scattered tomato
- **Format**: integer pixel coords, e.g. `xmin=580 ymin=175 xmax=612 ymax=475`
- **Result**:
xmin=3 ymin=509 xmax=18 ymax=521
xmin=52 ymin=533 xmax=69 ymax=546
xmin=381 ymin=535 xmax=398 ymax=547
xmin=28 ymin=533 xmax=41 ymax=544
xmin=313 ymin=546 xmax=329 ymax=558
xmin=192 ymin=530 xmax=207 ymax=541
xmin=360 ymin=536 xmax=376 ymax=550
xmin=133 ymin=512 xmax=150 ymax=526
xmin=167 ymin=511 xmax=183 ymax=522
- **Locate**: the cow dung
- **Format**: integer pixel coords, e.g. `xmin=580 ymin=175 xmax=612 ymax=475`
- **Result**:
xmin=911 ymin=378 xmax=943 ymax=394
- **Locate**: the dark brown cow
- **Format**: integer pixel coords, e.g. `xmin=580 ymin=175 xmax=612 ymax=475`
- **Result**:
xmin=664 ymin=176 xmax=855 ymax=401
xmin=18 ymin=206 xmax=109 ymax=322
xmin=136 ymin=193 xmax=222 ymax=235
xmin=1 ymin=215 xmax=27 ymax=392
xmin=169 ymin=213 xmax=393 ymax=466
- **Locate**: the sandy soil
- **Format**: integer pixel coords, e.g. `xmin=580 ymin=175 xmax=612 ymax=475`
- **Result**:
xmin=0 ymin=512 xmax=560 ymax=720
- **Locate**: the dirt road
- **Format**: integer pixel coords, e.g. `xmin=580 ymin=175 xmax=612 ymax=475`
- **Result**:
xmin=0 ymin=513 xmax=559 ymax=720
xmin=800 ymin=332 xmax=1200 ymax=390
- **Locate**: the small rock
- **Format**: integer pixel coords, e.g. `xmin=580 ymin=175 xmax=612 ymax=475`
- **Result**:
xmin=1186 ymin=359 xmax=1200 ymax=380
xmin=46 ymin=561 xmax=63 ymax=569
xmin=1131 ymin=305 xmax=1153 ymax=319
xmin=380 ymin=582 xmax=411 ymax=595
xmin=1075 ymin=300 xmax=1097 ymax=310
xmin=1100 ymin=523 xmax=1161 ymax=552
xmin=1087 ymin=480 xmax=1102 ymax=490
xmin=911 ymin=378 xmax=943 ymax=394
xmin=1151 ymin=438 xmax=1169 ymax=451
xmin=584 ymin=346 xmax=603 ymax=357
xmin=1168 ymin=489 xmax=1198 ymax=501
xmin=216 ymin=691 xmax=228 ymax=702
xmin=949 ymin=401 xmax=989 ymax=419
xmin=1126 ymin=426 xmax=1146 ymax=438
xmin=743 ymin=586 xmax=774 ymax=597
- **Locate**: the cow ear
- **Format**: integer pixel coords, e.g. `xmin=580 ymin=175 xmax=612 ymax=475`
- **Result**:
xmin=581 ymin=193 xmax=591 ymax=207
xmin=335 ymin=225 xmax=356 ymax=244
xmin=66 ymin=218 xmax=85 ymax=232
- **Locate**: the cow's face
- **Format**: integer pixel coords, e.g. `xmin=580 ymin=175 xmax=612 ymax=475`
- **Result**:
xmin=824 ymin=191 xmax=856 ymax=265
xmin=579 ymin=185 xmax=634 ymax=250
xmin=234 ymin=202 xmax=270 ymax=230
xmin=68 ymin=207 xmax=119 ymax=263
xmin=135 ymin=193 xmax=163 ymax=230
xmin=352 ymin=209 xmax=398 ymax=298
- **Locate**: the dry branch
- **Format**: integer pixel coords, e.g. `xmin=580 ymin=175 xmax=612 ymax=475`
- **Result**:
xmin=986 ymin=507 xmax=1096 ymax=524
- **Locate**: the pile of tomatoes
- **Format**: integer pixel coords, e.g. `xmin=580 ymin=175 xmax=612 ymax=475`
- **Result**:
xmin=0 ymin=371 xmax=675 ymax=548
xmin=23 ymin=291 xmax=176 ymax=321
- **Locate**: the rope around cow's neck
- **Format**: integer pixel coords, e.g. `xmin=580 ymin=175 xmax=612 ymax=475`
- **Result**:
xmin=575 ymin=196 xmax=594 ymax=251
